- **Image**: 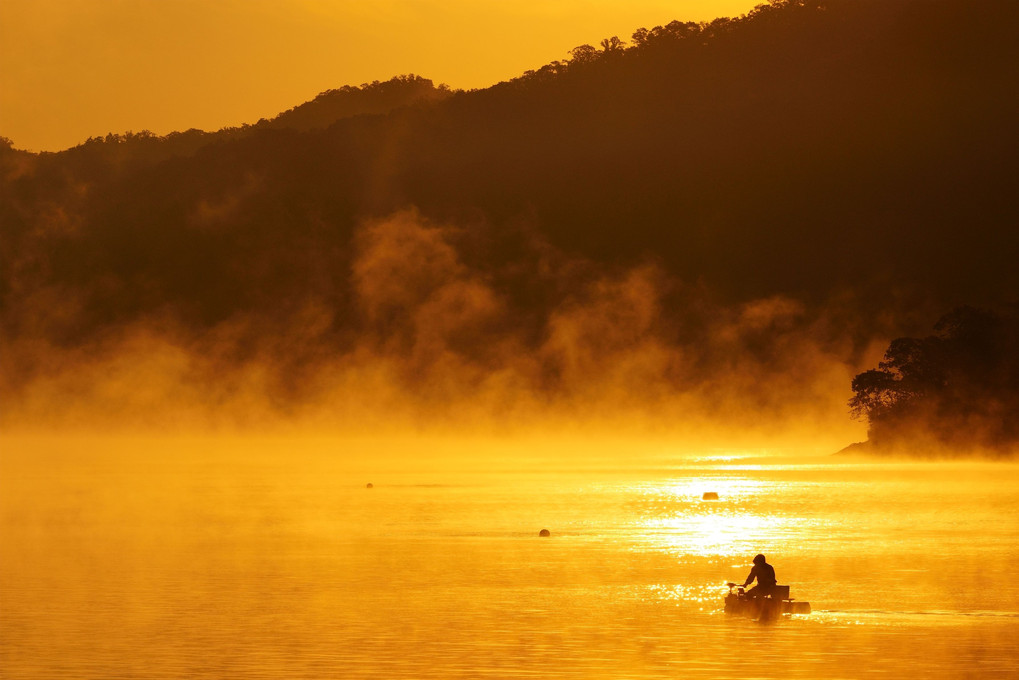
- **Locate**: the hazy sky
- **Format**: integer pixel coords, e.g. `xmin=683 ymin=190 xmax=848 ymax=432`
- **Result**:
xmin=1 ymin=0 xmax=755 ymax=152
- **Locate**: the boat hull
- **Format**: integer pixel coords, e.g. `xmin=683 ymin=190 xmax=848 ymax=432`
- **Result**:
xmin=724 ymin=593 xmax=811 ymax=618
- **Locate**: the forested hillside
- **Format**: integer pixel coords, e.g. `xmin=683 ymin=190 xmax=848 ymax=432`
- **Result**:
xmin=2 ymin=0 xmax=1016 ymax=432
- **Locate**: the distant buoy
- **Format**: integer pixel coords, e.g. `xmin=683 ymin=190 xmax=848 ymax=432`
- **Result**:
xmin=539 ymin=529 xmax=551 ymax=537
xmin=702 ymin=492 xmax=719 ymax=500
xmin=366 ymin=483 xmax=374 ymax=489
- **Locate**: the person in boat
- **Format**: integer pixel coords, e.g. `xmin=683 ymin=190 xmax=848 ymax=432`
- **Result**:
xmin=742 ymin=553 xmax=777 ymax=599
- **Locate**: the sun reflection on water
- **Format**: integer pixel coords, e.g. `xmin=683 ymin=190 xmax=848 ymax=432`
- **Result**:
xmin=641 ymin=583 xmax=721 ymax=609
xmin=629 ymin=475 xmax=806 ymax=559
xmin=644 ymin=512 xmax=797 ymax=557
xmin=653 ymin=476 xmax=766 ymax=503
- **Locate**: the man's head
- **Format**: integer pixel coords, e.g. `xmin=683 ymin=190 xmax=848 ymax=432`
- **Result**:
xmin=753 ymin=553 xmax=766 ymax=565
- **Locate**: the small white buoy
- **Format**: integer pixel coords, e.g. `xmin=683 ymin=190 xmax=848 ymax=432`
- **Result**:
xmin=366 ymin=483 xmax=374 ymax=489
xmin=702 ymin=491 xmax=719 ymax=500
xmin=539 ymin=529 xmax=551 ymax=537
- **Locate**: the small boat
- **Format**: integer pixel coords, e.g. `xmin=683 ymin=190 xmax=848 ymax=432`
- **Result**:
xmin=724 ymin=583 xmax=811 ymax=619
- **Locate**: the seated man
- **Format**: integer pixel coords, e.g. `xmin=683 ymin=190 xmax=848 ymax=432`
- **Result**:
xmin=742 ymin=553 xmax=777 ymax=599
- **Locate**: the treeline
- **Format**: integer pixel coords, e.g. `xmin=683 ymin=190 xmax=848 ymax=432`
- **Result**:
xmin=850 ymin=306 xmax=1019 ymax=456
xmin=509 ymin=0 xmax=821 ymax=86
xmin=43 ymin=75 xmax=450 ymax=167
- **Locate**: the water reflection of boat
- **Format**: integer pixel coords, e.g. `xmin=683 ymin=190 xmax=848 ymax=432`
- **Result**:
xmin=724 ymin=583 xmax=811 ymax=620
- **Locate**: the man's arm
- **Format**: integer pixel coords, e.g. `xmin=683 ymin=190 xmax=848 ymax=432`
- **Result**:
xmin=742 ymin=566 xmax=756 ymax=588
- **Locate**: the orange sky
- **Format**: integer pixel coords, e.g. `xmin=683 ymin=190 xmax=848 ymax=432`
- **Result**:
xmin=1 ymin=1 xmax=755 ymax=152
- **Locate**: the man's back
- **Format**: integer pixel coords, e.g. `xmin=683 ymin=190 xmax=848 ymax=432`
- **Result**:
xmin=752 ymin=561 xmax=776 ymax=587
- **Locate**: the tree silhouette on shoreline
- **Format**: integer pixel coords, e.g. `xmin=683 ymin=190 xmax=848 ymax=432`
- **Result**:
xmin=850 ymin=307 xmax=1019 ymax=455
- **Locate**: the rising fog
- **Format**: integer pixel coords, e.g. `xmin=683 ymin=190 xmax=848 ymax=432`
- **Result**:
xmin=3 ymin=208 xmax=878 ymax=447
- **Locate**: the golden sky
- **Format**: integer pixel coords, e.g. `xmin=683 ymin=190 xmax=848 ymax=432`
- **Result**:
xmin=1 ymin=0 xmax=755 ymax=152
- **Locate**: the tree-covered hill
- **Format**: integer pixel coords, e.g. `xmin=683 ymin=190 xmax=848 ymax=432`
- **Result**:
xmin=2 ymin=0 xmax=1017 ymax=430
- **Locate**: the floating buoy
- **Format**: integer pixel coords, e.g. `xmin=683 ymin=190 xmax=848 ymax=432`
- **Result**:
xmin=702 ymin=492 xmax=719 ymax=500
xmin=366 ymin=483 xmax=374 ymax=489
xmin=539 ymin=529 xmax=551 ymax=537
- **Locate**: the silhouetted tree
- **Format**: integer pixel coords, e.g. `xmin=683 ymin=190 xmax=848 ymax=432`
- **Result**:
xmin=567 ymin=44 xmax=599 ymax=64
xmin=600 ymin=36 xmax=625 ymax=53
xmin=850 ymin=306 xmax=1019 ymax=454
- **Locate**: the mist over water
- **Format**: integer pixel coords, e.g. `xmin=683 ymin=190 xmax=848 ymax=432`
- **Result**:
xmin=2 ymin=437 xmax=1017 ymax=679
xmin=3 ymin=1 xmax=1018 ymax=675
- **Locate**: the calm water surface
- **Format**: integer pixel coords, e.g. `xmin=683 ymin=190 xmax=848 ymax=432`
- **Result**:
xmin=2 ymin=438 xmax=1017 ymax=678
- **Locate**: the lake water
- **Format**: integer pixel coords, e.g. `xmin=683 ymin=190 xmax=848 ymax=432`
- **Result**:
xmin=2 ymin=436 xmax=1017 ymax=678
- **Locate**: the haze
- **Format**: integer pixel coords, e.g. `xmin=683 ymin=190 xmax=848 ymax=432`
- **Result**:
xmin=3 ymin=2 xmax=1019 ymax=677
xmin=0 ymin=0 xmax=754 ymax=152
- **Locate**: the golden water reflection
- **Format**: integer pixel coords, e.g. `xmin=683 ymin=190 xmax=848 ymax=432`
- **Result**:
xmin=631 ymin=475 xmax=824 ymax=560
xmin=3 ymin=440 xmax=1019 ymax=679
